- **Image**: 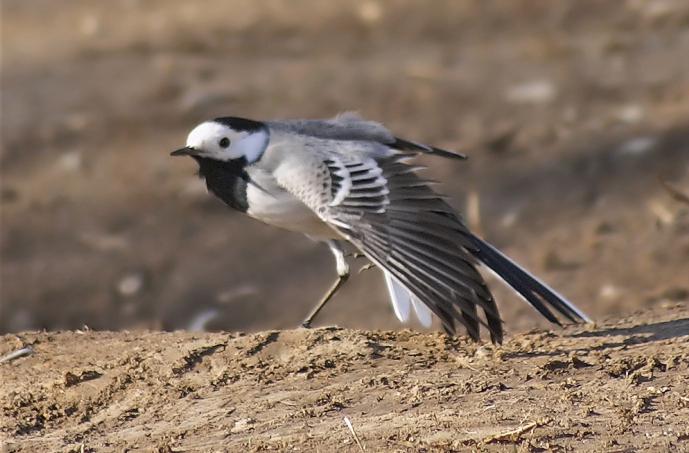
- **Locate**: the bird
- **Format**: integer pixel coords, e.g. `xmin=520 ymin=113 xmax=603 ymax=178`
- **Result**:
xmin=170 ymin=113 xmax=591 ymax=343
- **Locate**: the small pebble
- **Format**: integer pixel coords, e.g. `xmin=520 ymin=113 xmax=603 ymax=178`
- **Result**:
xmin=617 ymin=136 xmax=657 ymax=157
xmin=505 ymin=79 xmax=556 ymax=104
xmin=118 ymin=273 xmax=144 ymax=297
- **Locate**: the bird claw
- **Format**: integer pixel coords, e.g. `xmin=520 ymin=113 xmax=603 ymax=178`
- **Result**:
xmin=358 ymin=263 xmax=375 ymax=274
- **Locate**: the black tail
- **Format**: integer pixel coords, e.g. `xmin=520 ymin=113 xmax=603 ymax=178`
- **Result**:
xmin=469 ymin=235 xmax=591 ymax=325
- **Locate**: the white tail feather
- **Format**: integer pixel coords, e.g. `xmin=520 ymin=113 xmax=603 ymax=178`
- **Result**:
xmin=383 ymin=271 xmax=410 ymax=323
xmin=411 ymin=296 xmax=433 ymax=328
xmin=384 ymin=271 xmax=434 ymax=327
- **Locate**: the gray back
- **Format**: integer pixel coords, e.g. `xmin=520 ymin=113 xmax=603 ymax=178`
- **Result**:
xmin=267 ymin=112 xmax=395 ymax=145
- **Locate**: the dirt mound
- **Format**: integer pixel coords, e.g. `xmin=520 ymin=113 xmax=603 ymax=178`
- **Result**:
xmin=2 ymin=305 xmax=688 ymax=452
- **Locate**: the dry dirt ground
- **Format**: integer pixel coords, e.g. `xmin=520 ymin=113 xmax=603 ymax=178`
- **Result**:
xmin=3 ymin=0 xmax=689 ymax=451
xmin=2 ymin=305 xmax=689 ymax=452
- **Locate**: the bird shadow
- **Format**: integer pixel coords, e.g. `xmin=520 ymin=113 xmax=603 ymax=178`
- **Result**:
xmin=571 ymin=317 xmax=689 ymax=342
xmin=503 ymin=316 xmax=689 ymax=359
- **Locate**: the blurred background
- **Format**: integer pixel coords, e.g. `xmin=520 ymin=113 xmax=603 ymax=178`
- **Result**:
xmin=2 ymin=0 xmax=689 ymax=336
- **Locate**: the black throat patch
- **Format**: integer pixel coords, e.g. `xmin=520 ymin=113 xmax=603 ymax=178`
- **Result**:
xmin=194 ymin=156 xmax=250 ymax=212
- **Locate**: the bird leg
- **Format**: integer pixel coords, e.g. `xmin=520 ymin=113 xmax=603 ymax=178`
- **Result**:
xmin=301 ymin=241 xmax=350 ymax=328
xmin=301 ymin=274 xmax=349 ymax=328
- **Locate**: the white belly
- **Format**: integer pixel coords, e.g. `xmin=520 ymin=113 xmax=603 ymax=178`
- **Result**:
xmin=245 ymin=184 xmax=339 ymax=239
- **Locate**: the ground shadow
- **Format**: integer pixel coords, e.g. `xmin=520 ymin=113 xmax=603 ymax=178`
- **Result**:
xmin=570 ymin=317 xmax=689 ymax=343
xmin=503 ymin=316 xmax=689 ymax=359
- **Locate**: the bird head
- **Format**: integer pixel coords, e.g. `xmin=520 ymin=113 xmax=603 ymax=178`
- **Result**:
xmin=171 ymin=117 xmax=269 ymax=164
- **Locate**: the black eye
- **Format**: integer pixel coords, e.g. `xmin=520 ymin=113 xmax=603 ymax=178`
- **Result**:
xmin=219 ymin=137 xmax=230 ymax=148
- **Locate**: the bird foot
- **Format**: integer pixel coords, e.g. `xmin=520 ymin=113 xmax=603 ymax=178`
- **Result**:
xmin=358 ymin=263 xmax=375 ymax=274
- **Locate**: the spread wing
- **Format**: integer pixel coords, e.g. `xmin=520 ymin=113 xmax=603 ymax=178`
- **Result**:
xmin=329 ymin=156 xmax=504 ymax=342
xmin=273 ymin=148 xmax=503 ymax=342
xmin=270 ymin=121 xmax=591 ymax=341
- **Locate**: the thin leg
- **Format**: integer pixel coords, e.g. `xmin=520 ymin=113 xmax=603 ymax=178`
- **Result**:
xmin=301 ymin=241 xmax=350 ymax=328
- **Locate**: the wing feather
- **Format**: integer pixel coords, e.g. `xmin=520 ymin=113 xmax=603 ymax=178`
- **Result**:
xmin=269 ymin=113 xmax=466 ymax=160
xmin=272 ymin=138 xmax=589 ymax=343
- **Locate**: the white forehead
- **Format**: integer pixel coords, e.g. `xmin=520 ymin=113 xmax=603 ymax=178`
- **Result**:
xmin=186 ymin=122 xmax=231 ymax=147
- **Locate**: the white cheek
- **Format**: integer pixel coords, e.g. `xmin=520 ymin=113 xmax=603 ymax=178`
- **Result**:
xmin=236 ymin=131 xmax=268 ymax=163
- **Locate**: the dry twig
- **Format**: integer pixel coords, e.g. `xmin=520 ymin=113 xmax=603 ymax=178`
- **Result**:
xmin=0 ymin=346 xmax=34 ymax=364
xmin=661 ymin=179 xmax=689 ymax=206
xmin=343 ymin=416 xmax=365 ymax=452
xmin=482 ymin=420 xmax=540 ymax=444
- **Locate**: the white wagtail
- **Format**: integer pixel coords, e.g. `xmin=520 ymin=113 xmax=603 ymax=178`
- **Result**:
xmin=171 ymin=113 xmax=591 ymax=343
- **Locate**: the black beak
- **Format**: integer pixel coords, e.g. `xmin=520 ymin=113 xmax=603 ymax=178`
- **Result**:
xmin=170 ymin=147 xmax=197 ymax=157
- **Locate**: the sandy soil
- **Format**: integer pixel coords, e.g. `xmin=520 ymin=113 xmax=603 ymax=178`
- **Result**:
xmin=2 ymin=304 xmax=689 ymax=452
xmin=2 ymin=0 xmax=689 ymax=450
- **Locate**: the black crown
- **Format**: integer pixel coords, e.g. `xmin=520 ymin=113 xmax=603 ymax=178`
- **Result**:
xmin=213 ymin=116 xmax=265 ymax=133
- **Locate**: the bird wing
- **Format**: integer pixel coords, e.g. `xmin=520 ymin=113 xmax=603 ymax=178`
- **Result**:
xmin=272 ymin=146 xmax=503 ymax=342
xmin=268 ymin=112 xmax=467 ymax=160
